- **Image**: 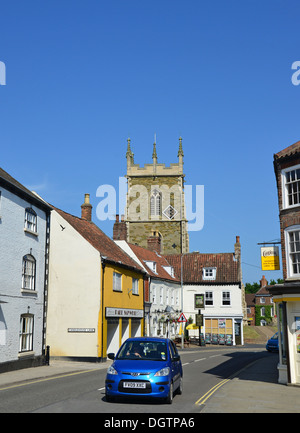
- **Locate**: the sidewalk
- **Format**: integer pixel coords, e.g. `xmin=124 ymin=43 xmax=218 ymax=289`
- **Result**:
xmin=201 ymin=353 xmax=300 ymax=413
xmin=0 ymin=359 xmax=111 ymax=389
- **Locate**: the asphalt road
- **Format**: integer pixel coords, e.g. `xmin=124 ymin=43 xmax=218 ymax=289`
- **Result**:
xmin=0 ymin=346 xmax=269 ymax=413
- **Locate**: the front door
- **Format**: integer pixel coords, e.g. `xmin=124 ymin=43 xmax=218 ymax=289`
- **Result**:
xmin=235 ymin=322 xmax=241 ymax=345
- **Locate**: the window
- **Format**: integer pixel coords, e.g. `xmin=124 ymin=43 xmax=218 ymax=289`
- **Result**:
xmin=203 ymin=267 xmax=217 ymax=280
xmin=144 ymin=261 xmax=157 ymax=273
xmin=132 ymin=278 xmax=139 ymax=295
xmin=19 ymin=314 xmax=33 ymax=352
xmin=24 ymin=208 xmax=37 ymax=233
xmin=162 ymin=266 xmax=175 ymax=277
xmin=175 ymin=289 xmax=179 ymax=306
xmin=160 ymin=287 xmax=163 ymax=305
xmin=260 ymin=297 xmax=266 ymax=304
xmin=113 ymin=272 xmax=122 ymax=291
xmin=150 ymin=189 xmax=161 ymax=216
xmin=222 ymin=291 xmax=231 ymax=306
xmin=22 ymin=255 xmax=36 ymax=291
xmin=205 ymin=291 xmax=213 ymax=306
xmin=282 ymin=165 xmax=300 ymax=208
xmin=166 ymin=288 xmax=169 ymax=305
xmin=261 ymin=307 xmax=266 ymax=316
xmin=152 ymin=287 xmax=157 ymax=304
xmin=171 ymin=289 xmax=174 ymax=305
xmin=285 ymin=226 xmax=300 ymax=277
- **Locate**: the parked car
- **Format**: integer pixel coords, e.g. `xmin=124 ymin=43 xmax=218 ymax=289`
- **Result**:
xmin=266 ymin=332 xmax=279 ymax=352
xmin=105 ymin=337 xmax=183 ymax=404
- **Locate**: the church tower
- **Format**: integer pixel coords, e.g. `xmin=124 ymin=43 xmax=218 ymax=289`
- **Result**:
xmin=124 ymin=137 xmax=189 ymax=254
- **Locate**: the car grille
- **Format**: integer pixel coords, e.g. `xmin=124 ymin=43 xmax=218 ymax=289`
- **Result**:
xmin=118 ymin=380 xmax=152 ymax=394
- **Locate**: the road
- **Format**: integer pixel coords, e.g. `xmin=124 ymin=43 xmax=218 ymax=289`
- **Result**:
xmin=0 ymin=346 xmax=269 ymax=413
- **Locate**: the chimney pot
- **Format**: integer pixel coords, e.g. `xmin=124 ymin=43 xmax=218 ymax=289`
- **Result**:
xmin=81 ymin=193 xmax=92 ymax=221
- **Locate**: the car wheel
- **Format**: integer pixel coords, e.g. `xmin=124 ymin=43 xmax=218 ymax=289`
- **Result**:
xmin=177 ymin=377 xmax=183 ymax=395
xmin=165 ymin=382 xmax=173 ymax=404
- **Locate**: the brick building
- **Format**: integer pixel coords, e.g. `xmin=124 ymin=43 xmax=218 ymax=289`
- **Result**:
xmin=270 ymin=140 xmax=300 ymax=384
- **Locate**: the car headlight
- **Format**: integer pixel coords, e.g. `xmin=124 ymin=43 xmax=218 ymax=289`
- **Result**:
xmin=107 ymin=365 xmax=118 ymax=375
xmin=154 ymin=367 xmax=170 ymax=377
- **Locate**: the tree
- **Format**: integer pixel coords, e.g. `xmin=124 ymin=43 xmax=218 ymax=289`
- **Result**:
xmin=245 ymin=278 xmax=284 ymax=294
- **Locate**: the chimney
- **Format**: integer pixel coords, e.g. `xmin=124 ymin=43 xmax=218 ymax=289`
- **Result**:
xmin=81 ymin=194 xmax=92 ymax=221
xmin=147 ymin=231 xmax=161 ymax=254
xmin=113 ymin=214 xmax=127 ymax=241
xmin=260 ymin=275 xmax=268 ymax=287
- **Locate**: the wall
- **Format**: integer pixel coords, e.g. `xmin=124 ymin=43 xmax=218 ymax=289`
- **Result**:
xmin=46 ymin=210 xmax=101 ymax=359
xmin=0 ymin=187 xmax=47 ymax=366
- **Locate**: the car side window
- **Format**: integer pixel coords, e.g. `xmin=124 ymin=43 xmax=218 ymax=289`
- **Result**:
xmin=169 ymin=341 xmax=177 ymax=359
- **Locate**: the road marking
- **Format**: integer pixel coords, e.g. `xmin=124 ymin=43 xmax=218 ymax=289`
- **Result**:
xmin=209 ymin=354 xmax=222 ymax=358
xmin=182 ymin=362 xmax=190 ymax=366
xmin=195 ymin=378 xmax=230 ymax=406
xmin=98 ymin=387 xmax=105 ymax=391
xmin=0 ymin=369 xmax=97 ymax=392
xmin=194 ymin=358 xmax=206 ymax=362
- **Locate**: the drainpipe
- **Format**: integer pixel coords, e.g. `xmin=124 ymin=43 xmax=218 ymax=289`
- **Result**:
xmin=101 ymin=255 xmax=106 ymax=361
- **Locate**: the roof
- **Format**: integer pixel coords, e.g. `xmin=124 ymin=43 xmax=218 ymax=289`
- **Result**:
xmin=128 ymin=243 xmax=180 ymax=282
xmin=255 ymin=285 xmax=271 ymax=296
xmin=0 ymin=167 xmax=51 ymax=212
xmin=274 ymin=140 xmax=300 ymax=160
xmin=164 ymin=252 xmax=239 ymax=284
xmin=245 ymin=293 xmax=256 ymax=306
xmin=53 ymin=207 xmax=145 ymax=274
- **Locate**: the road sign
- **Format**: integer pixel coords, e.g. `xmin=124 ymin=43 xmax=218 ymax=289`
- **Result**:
xmin=178 ymin=313 xmax=187 ymax=323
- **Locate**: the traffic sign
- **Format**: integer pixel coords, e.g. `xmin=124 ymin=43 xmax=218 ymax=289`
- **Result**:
xmin=178 ymin=313 xmax=187 ymax=323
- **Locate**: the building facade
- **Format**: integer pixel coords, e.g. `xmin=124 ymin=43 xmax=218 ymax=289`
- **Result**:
xmin=0 ymin=168 xmax=51 ymax=372
xmin=166 ymin=237 xmax=245 ymax=345
xmin=46 ymin=195 xmax=145 ymax=361
xmin=124 ymin=137 xmax=189 ymax=255
xmin=270 ymin=141 xmax=300 ymax=384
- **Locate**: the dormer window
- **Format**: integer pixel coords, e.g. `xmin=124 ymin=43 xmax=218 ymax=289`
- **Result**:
xmin=162 ymin=266 xmax=175 ymax=277
xmin=203 ymin=267 xmax=217 ymax=280
xmin=144 ymin=260 xmax=157 ymax=273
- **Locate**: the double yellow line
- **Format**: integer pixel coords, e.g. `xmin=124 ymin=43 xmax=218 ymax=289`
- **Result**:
xmin=195 ymin=378 xmax=230 ymax=406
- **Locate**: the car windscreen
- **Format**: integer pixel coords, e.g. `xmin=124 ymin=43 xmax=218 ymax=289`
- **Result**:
xmin=117 ymin=341 xmax=168 ymax=361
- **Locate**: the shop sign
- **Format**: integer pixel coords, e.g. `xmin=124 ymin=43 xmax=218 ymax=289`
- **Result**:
xmin=261 ymin=246 xmax=280 ymax=271
xmin=194 ymin=293 xmax=205 ymax=309
xmin=106 ymin=307 xmax=143 ymax=318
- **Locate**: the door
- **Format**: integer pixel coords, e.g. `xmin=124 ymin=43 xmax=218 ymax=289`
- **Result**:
xmin=235 ymin=321 xmax=241 ymax=345
xmin=294 ymin=316 xmax=300 ymax=384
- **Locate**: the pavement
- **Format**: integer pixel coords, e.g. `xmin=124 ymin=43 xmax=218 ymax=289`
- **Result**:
xmin=0 ymin=346 xmax=299 ymax=412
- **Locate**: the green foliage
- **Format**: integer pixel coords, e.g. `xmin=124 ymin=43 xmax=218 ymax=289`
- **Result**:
xmin=245 ymin=278 xmax=284 ymax=294
xmin=255 ymin=305 xmax=273 ymax=325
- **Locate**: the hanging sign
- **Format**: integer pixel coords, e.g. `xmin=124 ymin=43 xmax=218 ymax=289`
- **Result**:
xmin=261 ymin=246 xmax=280 ymax=271
xmin=194 ymin=293 xmax=205 ymax=309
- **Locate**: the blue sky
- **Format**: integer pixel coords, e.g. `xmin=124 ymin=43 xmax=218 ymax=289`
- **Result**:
xmin=1 ymin=0 xmax=300 ymax=284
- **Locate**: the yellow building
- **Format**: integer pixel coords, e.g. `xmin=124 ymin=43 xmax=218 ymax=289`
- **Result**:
xmin=46 ymin=195 xmax=145 ymax=361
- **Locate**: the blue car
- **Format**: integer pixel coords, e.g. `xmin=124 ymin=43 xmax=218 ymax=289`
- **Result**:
xmin=105 ymin=337 xmax=183 ymax=404
xmin=266 ymin=332 xmax=279 ymax=352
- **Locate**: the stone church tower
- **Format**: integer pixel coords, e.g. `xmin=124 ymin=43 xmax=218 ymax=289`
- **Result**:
xmin=124 ymin=137 xmax=189 ymax=254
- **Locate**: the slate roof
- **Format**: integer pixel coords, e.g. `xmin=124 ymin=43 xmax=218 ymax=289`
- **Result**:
xmin=128 ymin=243 xmax=180 ymax=282
xmin=164 ymin=252 xmax=239 ymax=284
xmin=53 ymin=207 xmax=145 ymax=274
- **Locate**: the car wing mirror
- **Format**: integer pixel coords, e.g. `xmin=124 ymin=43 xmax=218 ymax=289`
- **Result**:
xmin=107 ymin=353 xmax=115 ymax=360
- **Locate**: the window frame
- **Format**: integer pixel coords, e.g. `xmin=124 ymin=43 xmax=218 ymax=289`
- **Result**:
xmin=132 ymin=277 xmax=139 ymax=295
xmin=113 ymin=271 xmax=122 ymax=292
xmin=19 ymin=314 xmax=34 ymax=353
xmin=150 ymin=188 xmax=162 ymax=217
xmin=22 ymin=254 xmax=36 ymax=291
xmin=205 ymin=291 xmax=214 ymax=306
xmin=222 ymin=291 xmax=231 ymax=306
xmin=284 ymin=225 xmax=300 ymax=279
xmin=203 ymin=267 xmax=217 ymax=281
xmin=281 ymin=164 xmax=300 ymax=209
xmin=24 ymin=207 xmax=37 ymax=233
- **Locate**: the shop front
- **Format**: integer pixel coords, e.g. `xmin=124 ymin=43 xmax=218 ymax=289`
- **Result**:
xmin=271 ymin=284 xmax=300 ymax=385
xmin=204 ymin=316 xmax=243 ymax=346
xmin=104 ymin=307 xmax=144 ymax=356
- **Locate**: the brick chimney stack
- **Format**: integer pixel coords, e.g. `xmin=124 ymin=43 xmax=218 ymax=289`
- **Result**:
xmin=260 ymin=275 xmax=268 ymax=287
xmin=147 ymin=231 xmax=161 ymax=254
xmin=113 ymin=214 xmax=127 ymax=241
xmin=81 ymin=194 xmax=92 ymax=221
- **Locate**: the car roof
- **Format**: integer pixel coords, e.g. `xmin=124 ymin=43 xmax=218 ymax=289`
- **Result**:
xmin=124 ymin=336 xmax=170 ymax=343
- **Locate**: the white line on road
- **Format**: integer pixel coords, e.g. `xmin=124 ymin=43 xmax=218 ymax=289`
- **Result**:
xmin=194 ymin=358 xmax=206 ymax=362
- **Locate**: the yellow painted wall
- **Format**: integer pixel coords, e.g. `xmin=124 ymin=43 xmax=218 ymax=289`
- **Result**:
xmin=98 ymin=263 xmax=144 ymax=358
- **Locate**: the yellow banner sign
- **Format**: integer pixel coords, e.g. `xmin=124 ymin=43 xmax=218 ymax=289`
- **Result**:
xmin=261 ymin=246 xmax=280 ymax=271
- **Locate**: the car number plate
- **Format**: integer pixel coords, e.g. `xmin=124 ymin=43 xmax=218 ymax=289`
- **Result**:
xmin=123 ymin=382 xmax=146 ymax=389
